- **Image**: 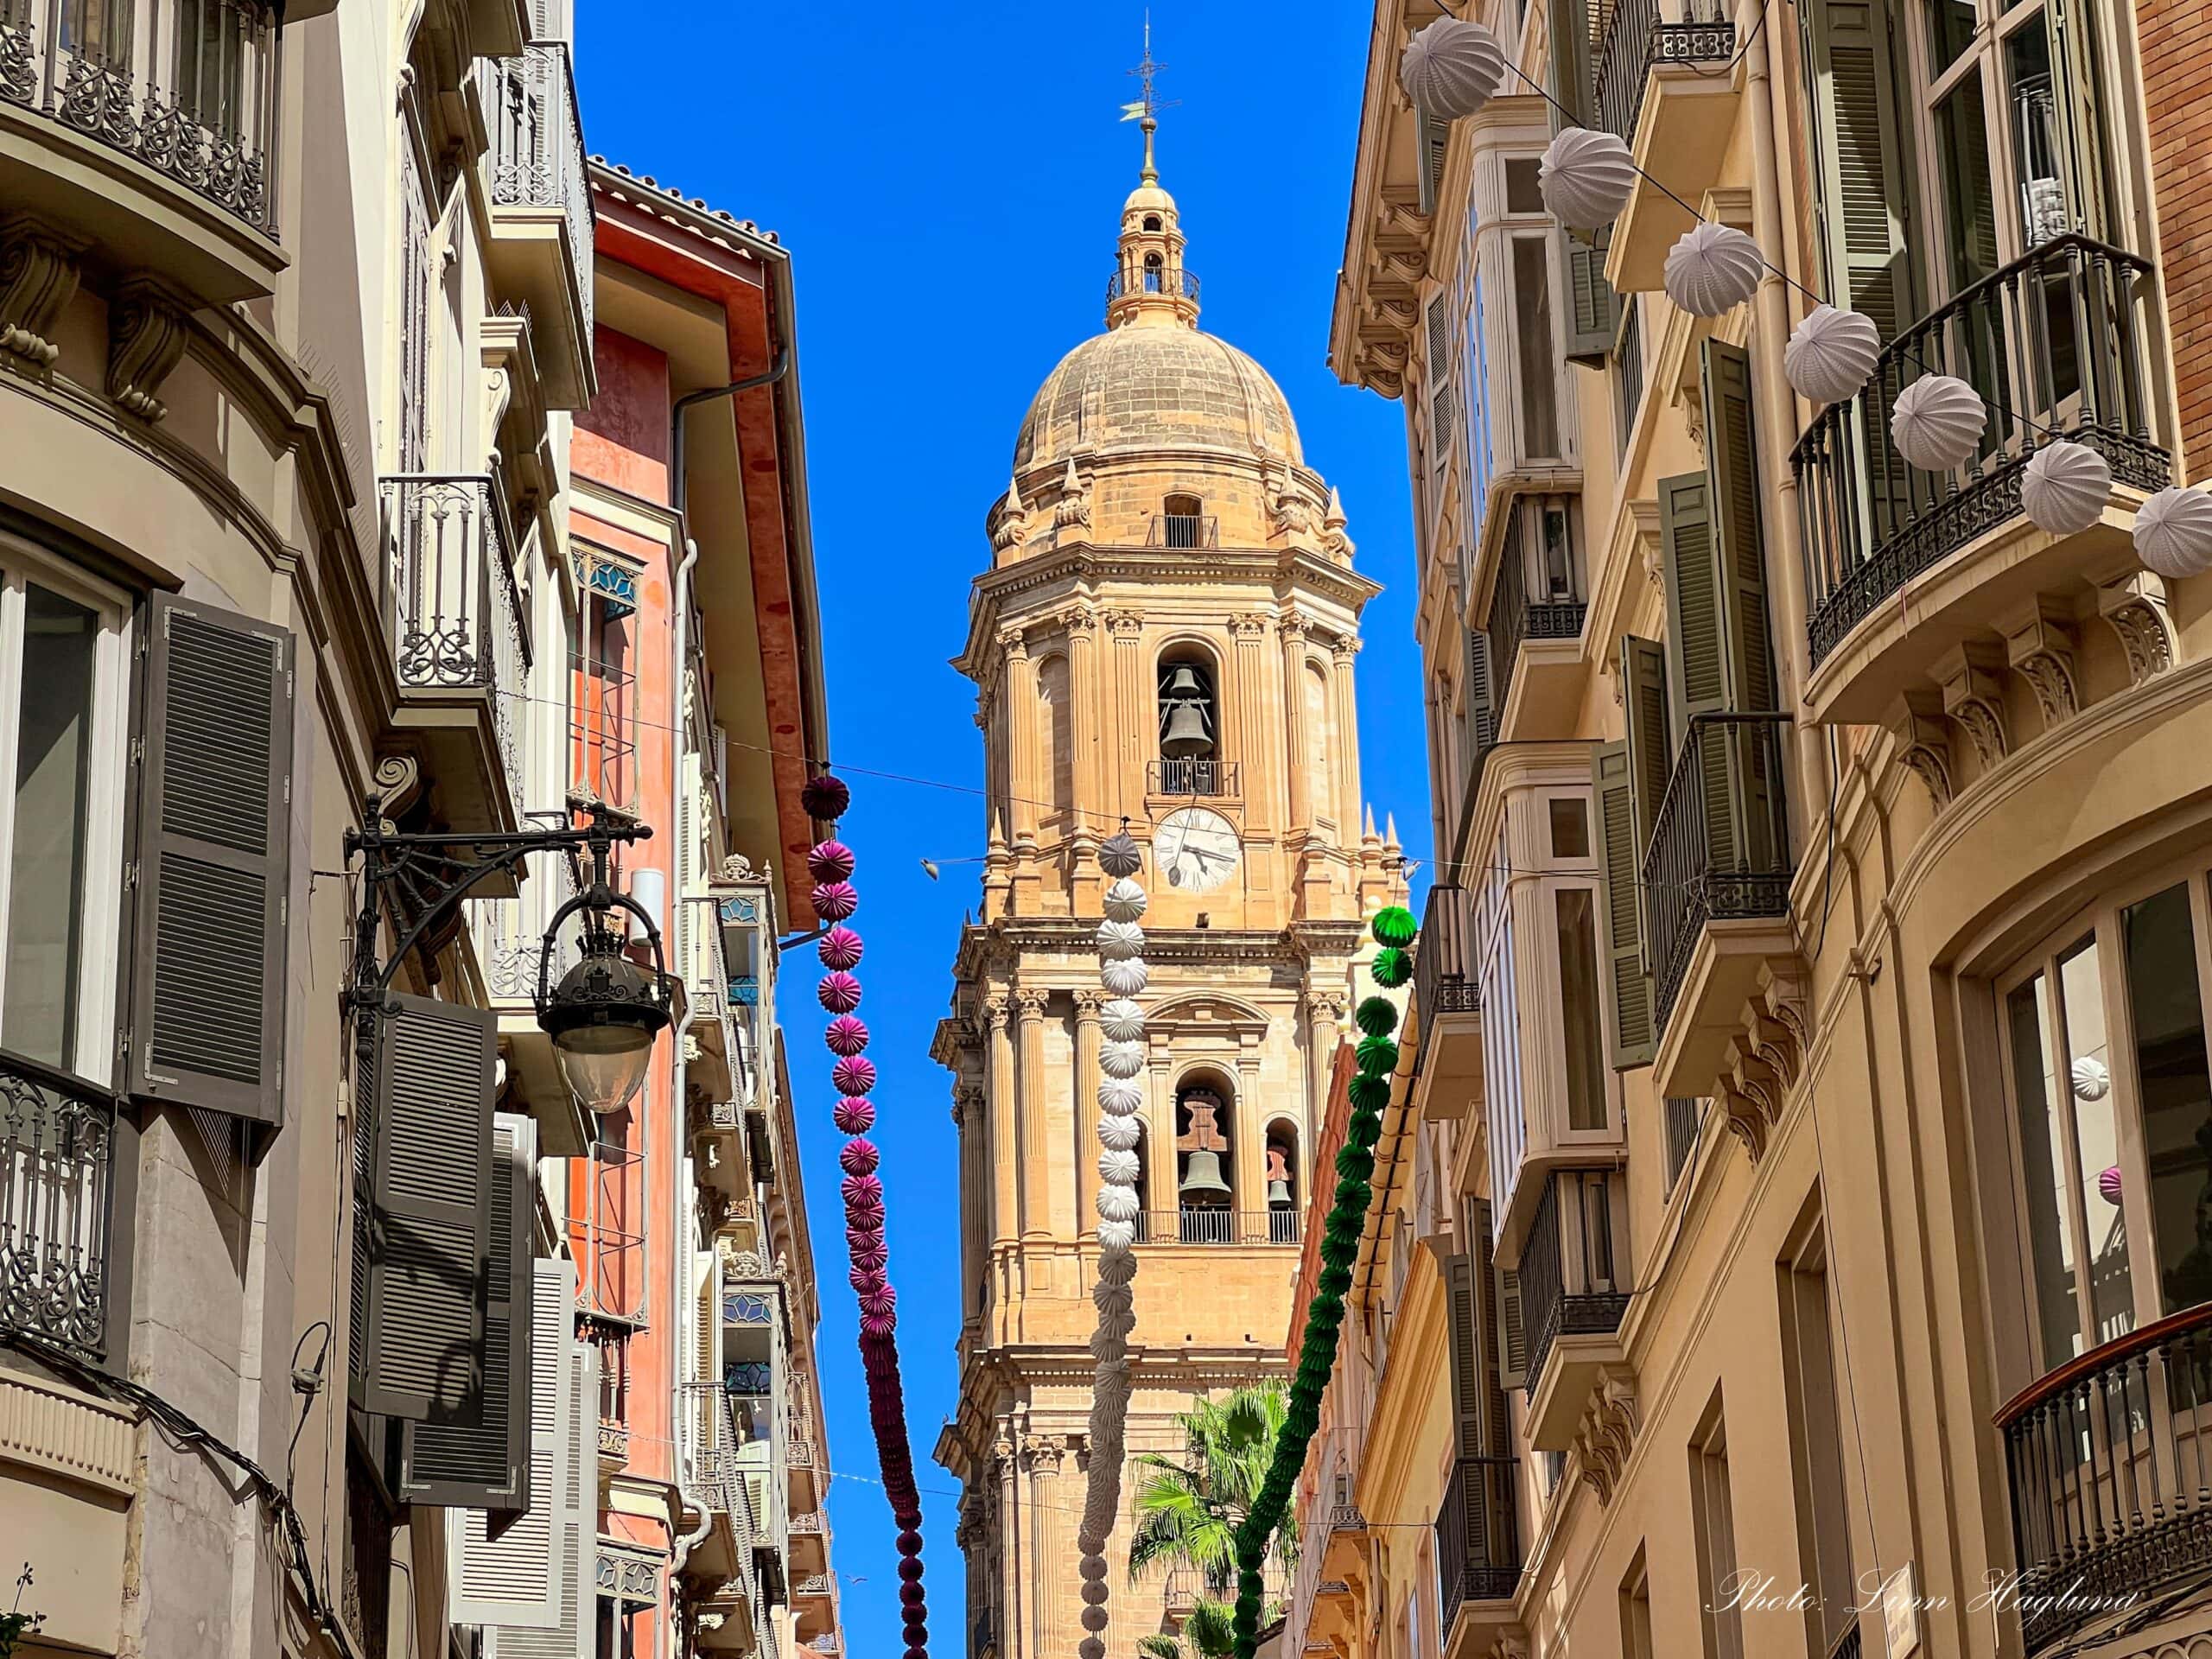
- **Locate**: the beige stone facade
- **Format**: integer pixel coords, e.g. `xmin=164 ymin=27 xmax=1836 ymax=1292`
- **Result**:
xmin=933 ymin=146 xmax=1404 ymax=1656
xmin=1302 ymin=0 xmax=2212 ymax=1656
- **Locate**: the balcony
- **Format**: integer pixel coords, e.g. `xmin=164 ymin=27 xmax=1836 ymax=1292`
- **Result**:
xmin=1413 ymin=884 xmax=1480 ymax=1120
xmin=0 ymin=0 xmax=286 ymax=310
xmin=0 ymin=1046 xmax=115 ymax=1355
xmin=1485 ymin=495 xmax=1587 ymax=735
xmin=1436 ymin=1457 xmax=1522 ymax=1654
xmin=1997 ymin=1302 xmax=2212 ymax=1654
xmin=1519 ymin=1169 xmax=1630 ymax=1451
xmin=1135 ymin=1209 xmax=1301 ymax=1246
xmin=1147 ymin=757 xmax=1240 ymax=799
xmin=1146 ymin=512 xmax=1218 ymax=550
xmin=1105 ymin=266 xmax=1201 ymax=304
xmin=1642 ymin=714 xmax=1801 ymax=1108
xmin=378 ymin=474 xmax=531 ymax=834
xmin=1597 ymin=0 xmax=1739 ymax=293
xmin=1796 ymin=238 xmax=2170 ymax=725
xmin=475 ymin=40 xmax=594 ymax=408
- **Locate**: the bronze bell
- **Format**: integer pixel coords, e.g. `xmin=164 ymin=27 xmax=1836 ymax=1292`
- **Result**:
xmin=1178 ymin=1149 xmax=1232 ymax=1203
xmin=1161 ymin=665 xmax=1207 ymax=697
xmin=1267 ymin=1177 xmax=1293 ymax=1206
xmin=1160 ymin=700 xmax=1212 ymax=758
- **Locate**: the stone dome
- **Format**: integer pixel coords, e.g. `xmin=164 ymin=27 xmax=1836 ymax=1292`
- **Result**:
xmin=1012 ymin=325 xmax=1305 ymax=473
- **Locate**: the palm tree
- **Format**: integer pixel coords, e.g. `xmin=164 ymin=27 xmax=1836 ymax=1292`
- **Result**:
xmin=1127 ymin=1383 xmax=1298 ymax=1658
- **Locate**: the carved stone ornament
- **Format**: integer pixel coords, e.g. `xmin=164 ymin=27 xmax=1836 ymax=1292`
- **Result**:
xmin=108 ymin=276 xmax=191 ymax=422
xmin=0 ymin=216 xmax=82 ymax=366
xmin=2099 ymin=572 xmax=2174 ymax=686
xmin=1936 ymin=643 xmax=2010 ymax=772
xmin=1053 ymin=455 xmax=1092 ymax=531
xmin=1891 ymin=690 xmax=1955 ymax=811
xmin=1716 ymin=965 xmax=1810 ymax=1164
xmin=1573 ymin=1372 xmax=1640 ymax=1505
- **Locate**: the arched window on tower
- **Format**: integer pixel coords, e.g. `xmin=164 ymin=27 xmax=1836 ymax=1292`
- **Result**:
xmin=1143 ymin=214 xmax=1163 ymax=232
xmin=1265 ymin=1121 xmax=1301 ymax=1244
xmin=1160 ymin=491 xmax=1206 ymax=550
xmin=1036 ymin=652 xmax=1072 ymax=824
xmin=1174 ymin=1077 xmax=1235 ymax=1239
xmin=1143 ymin=251 xmax=1164 ymax=293
xmin=1157 ymin=644 xmax=1220 ymax=795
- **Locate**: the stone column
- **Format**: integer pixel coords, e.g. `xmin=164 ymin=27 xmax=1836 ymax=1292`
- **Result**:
xmin=1147 ymin=1045 xmax=1177 ymax=1228
xmin=1025 ymin=1438 xmax=1066 ymax=1658
xmin=1332 ymin=636 xmax=1363 ymax=836
xmin=994 ymin=1427 xmax=1024 ymax=1658
xmin=1233 ymin=1042 xmax=1264 ymax=1236
xmin=1014 ymin=988 xmax=1052 ymax=1242
xmin=1305 ymin=992 xmax=1345 ymax=1140
xmin=1230 ymin=613 xmax=1268 ymax=829
xmin=985 ymin=998 xmax=1017 ymax=1265
xmin=1073 ymin=990 xmax=1104 ymax=1242
xmin=1280 ymin=612 xmax=1312 ymax=837
xmin=956 ymin=1082 xmax=987 ymax=1324
xmin=1106 ymin=610 xmax=1146 ymax=829
xmin=1004 ymin=627 xmax=1039 ymax=851
xmin=1065 ymin=605 xmax=1103 ymax=910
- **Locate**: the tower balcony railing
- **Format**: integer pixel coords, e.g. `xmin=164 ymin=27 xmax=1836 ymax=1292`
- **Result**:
xmin=1135 ymin=1209 xmax=1303 ymax=1246
xmin=0 ymin=1046 xmax=115 ymax=1355
xmin=1795 ymin=236 xmax=2168 ymax=690
xmin=1996 ymin=1300 xmax=2212 ymax=1654
xmin=1105 ymin=266 xmax=1201 ymax=304
xmin=0 ymin=0 xmax=282 ymax=255
xmin=1146 ymin=512 xmax=1219 ymax=549
xmin=1147 ymin=757 xmax=1240 ymax=798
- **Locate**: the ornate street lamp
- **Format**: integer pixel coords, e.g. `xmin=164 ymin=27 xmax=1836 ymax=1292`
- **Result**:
xmin=345 ymin=793 xmax=672 ymax=1114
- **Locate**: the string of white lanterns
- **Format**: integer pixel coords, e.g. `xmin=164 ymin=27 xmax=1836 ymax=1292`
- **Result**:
xmin=1398 ymin=10 xmax=2212 ymax=579
xmin=1076 ymin=827 xmax=1149 ymax=1659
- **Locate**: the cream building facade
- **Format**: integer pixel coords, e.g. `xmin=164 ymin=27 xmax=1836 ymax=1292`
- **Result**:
xmin=931 ymin=137 xmax=1404 ymax=1656
xmin=1295 ymin=0 xmax=2212 ymax=1657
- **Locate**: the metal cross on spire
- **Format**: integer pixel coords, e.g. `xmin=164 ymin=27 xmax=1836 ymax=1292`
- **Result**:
xmin=1119 ymin=10 xmax=1179 ymax=183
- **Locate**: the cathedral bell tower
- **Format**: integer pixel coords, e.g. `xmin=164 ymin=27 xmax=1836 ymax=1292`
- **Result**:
xmin=930 ymin=101 xmax=1403 ymax=1659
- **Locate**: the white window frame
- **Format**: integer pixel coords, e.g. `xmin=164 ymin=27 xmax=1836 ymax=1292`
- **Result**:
xmin=0 ymin=537 xmax=134 ymax=1086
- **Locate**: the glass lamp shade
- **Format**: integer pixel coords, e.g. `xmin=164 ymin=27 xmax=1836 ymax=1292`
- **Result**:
xmin=554 ymin=1025 xmax=655 ymax=1114
xmin=538 ymin=941 xmax=670 ymax=1113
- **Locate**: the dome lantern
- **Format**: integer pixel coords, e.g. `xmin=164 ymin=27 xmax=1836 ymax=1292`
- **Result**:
xmin=1107 ymin=60 xmax=1198 ymax=329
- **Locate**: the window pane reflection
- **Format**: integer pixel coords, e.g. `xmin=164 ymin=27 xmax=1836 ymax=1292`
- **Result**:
xmin=2058 ymin=937 xmax=2132 ymax=1344
xmin=2124 ymin=885 xmax=2212 ymax=1315
xmin=4 ymin=585 xmax=98 ymax=1066
xmin=2010 ymin=976 xmax=2082 ymax=1366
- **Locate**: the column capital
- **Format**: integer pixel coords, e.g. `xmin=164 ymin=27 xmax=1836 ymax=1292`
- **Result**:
xmin=1056 ymin=603 xmax=1098 ymax=634
xmin=1073 ymin=988 xmax=1106 ymax=1018
xmin=982 ymin=994 xmax=1012 ymax=1031
xmin=1280 ymin=610 xmax=1312 ymax=642
xmin=1103 ymin=609 xmax=1146 ymax=637
xmin=1013 ymin=987 xmax=1050 ymax=1018
xmin=1227 ymin=612 xmax=1269 ymax=639
xmin=998 ymin=625 xmax=1032 ymax=659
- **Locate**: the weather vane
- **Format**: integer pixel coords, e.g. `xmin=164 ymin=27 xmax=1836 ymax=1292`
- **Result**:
xmin=1119 ymin=10 xmax=1180 ymax=182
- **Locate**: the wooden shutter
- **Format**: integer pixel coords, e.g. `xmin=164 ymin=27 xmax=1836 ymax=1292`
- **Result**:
xmin=449 ymin=1259 xmax=569 ymax=1631
xmin=1550 ymin=0 xmax=1594 ymax=125
xmin=403 ymin=1111 xmax=536 ymax=1513
xmin=362 ymin=992 xmax=495 ymax=1423
xmin=486 ymin=1313 xmax=594 ymax=1659
xmin=1659 ymin=472 xmax=1724 ymax=732
xmin=1593 ymin=742 xmax=1656 ymax=1068
xmin=1800 ymin=0 xmax=1915 ymax=330
xmin=127 ymin=592 xmax=294 ymax=1125
xmin=1620 ymin=636 xmax=1673 ymax=851
xmin=1418 ymin=107 xmax=1452 ymax=217
xmin=1465 ymin=629 xmax=1497 ymax=758
xmin=1427 ymin=292 xmax=1457 ymax=474
xmin=1703 ymin=340 xmax=1779 ymax=715
xmin=1562 ymin=230 xmax=1619 ymax=365
xmin=1446 ymin=1254 xmax=1486 ymax=1455
xmin=1494 ymin=1261 xmax=1529 ymax=1392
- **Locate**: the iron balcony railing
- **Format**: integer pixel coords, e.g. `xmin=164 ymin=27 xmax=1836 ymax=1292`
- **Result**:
xmin=1486 ymin=497 xmax=1588 ymax=709
xmin=1105 ymin=266 xmax=1201 ymax=304
xmin=1643 ymin=713 xmax=1794 ymax=1038
xmin=0 ymin=0 xmax=281 ymax=238
xmin=1663 ymin=1095 xmax=1704 ymax=1192
xmin=1135 ymin=1210 xmax=1303 ymax=1246
xmin=378 ymin=474 xmax=533 ymax=812
xmin=478 ymin=39 xmax=595 ymax=341
xmin=1414 ymin=883 xmax=1478 ymax=1073
xmin=1828 ymin=1624 xmax=1865 ymax=1659
xmin=1147 ymin=512 xmax=1219 ymax=550
xmin=1592 ymin=0 xmax=1734 ymax=143
xmin=1796 ymin=236 xmax=2167 ymax=666
xmin=1435 ymin=1456 xmax=1522 ymax=1620
xmin=1996 ymin=1301 xmax=2212 ymax=1652
xmin=1147 ymin=757 xmax=1240 ymax=798
xmin=1518 ymin=1170 xmax=1629 ymax=1392
xmin=0 ymin=1046 xmax=115 ymax=1354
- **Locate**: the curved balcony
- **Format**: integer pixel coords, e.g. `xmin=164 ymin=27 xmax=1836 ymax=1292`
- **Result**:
xmin=1795 ymin=238 xmax=2170 ymax=724
xmin=0 ymin=0 xmax=284 ymax=308
xmin=1104 ymin=265 xmax=1200 ymax=304
xmin=1996 ymin=1302 xmax=2212 ymax=1653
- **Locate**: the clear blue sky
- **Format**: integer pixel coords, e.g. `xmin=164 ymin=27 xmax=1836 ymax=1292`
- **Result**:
xmin=574 ymin=4 xmax=1431 ymax=1646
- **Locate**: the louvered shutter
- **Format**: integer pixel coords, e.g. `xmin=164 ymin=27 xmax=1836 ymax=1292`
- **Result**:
xmin=1427 ymin=293 xmax=1457 ymax=474
xmin=1445 ymin=1254 xmax=1484 ymax=1454
xmin=1465 ymin=629 xmax=1497 ymax=759
xmin=1702 ymin=340 xmax=1778 ymax=715
xmin=1494 ymin=1262 xmax=1529 ymax=1391
xmin=1659 ymin=472 xmax=1724 ymax=729
xmin=361 ymin=992 xmax=495 ymax=1422
xmin=1620 ymin=636 xmax=1673 ymax=852
xmin=1549 ymin=0 xmax=1594 ymax=125
xmin=486 ymin=1314 xmax=594 ymax=1659
xmin=1562 ymin=230 xmax=1619 ymax=365
xmin=1418 ymin=107 xmax=1452 ymax=216
xmin=403 ymin=1112 xmax=536 ymax=1512
xmin=1593 ymin=742 xmax=1656 ymax=1068
xmin=449 ymin=1259 xmax=569 ymax=1630
xmin=127 ymin=593 xmax=294 ymax=1125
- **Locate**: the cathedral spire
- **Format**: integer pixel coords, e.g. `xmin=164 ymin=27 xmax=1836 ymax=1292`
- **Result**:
xmin=1109 ymin=16 xmax=1198 ymax=332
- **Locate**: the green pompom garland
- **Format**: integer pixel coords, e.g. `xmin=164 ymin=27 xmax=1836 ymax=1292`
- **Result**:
xmin=1227 ymin=920 xmax=1418 ymax=1657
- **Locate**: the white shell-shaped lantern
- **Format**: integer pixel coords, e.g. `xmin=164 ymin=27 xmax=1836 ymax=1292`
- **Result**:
xmin=1102 ymin=957 xmax=1149 ymax=997
xmin=1097 ymin=1116 xmax=1142 ymax=1151
xmin=1100 ymin=998 xmax=1146 ymax=1044
xmin=1662 ymin=222 xmax=1763 ymax=318
xmin=1890 ymin=375 xmax=1987 ymax=472
xmin=2071 ymin=1055 xmax=2112 ymax=1103
xmin=1783 ymin=305 xmax=1882 ymax=406
xmin=1098 ymin=1148 xmax=1141 ymax=1185
xmin=1540 ymin=127 xmax=1637 ymax=229
xmin=1096 ymin=1185 xmax=1140 ymax=1224
xmin=2020 ymin=442 xmax=2113 ymax=537
xmin=1103 ymin=878 xmax=1148 ymax=924
xmin=1399 ymin=16 xmax=1506 ymax=121
xmin=2133 ymin=486 xmax=2212 ymax=579
xmin=1096 ymin=919 xmax=1146 ymax=961
xmin=1099 ymin=1039 xmax=1147 ymax=1080
xmin=1098 ymin=1078 xmax=1143 ymax=1115
xmin=1096 ymin=1218 xmax=1135 ymax=1253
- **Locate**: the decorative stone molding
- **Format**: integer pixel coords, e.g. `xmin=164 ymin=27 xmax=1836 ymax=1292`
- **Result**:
xmin=1227 ymin=613 xmax=1270 ymax=639
xmin=1052 ymin=456 xmax=1092 ymax=531
xmin=371 ymin=753 xmax=424 ymax=821
xmin=1321 ymin=488 xmax=1355 ymax=559
xmin=1012 ymin=988 xmax=1048 ymax=1018
xmin=1680 ymin=390 xmax=1707 ymax=459
xmin=992 ymin=476 xmax=1030 ymax=554
xmin=1055 ymin=603 xmax=1096 ymax=634
xmin=0 ymin=215 xmax=81 ymax=366
xmin=1268 ymin=462 xmax=1319 ymax=537
xmin=1103 ymin=609 xmax=1146 ymax=637
xmin=719 ymin=853 xmax=756 ymax=881
xmin=1936 ymin=643 xmax=2010 ymax=770
xmin=107 ymin=276 xmax=192 ymax=421
xmin=1073 ymin=988 xmax=1105 ymax=1016
xmin=2001 ymin=597 xmax=2079 ymax=728
xmin=1715 ymin=965 xmax=1810 ymax=1163
xmin=2099 ymin=572 xmax=2174 ymax=685
xmin=1573 ymin=1372 xmax=1639 ymax=1505
xmin=1890 ymin=690 xmax=1955 ymax=810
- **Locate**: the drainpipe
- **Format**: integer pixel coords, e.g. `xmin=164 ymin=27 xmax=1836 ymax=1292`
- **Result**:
xmin=1742 ymin=0 xmax=1827 ymax=832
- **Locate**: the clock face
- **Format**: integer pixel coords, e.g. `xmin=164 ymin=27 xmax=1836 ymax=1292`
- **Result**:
xmin=1156 ymin=807 xmax=1241 ymax=893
